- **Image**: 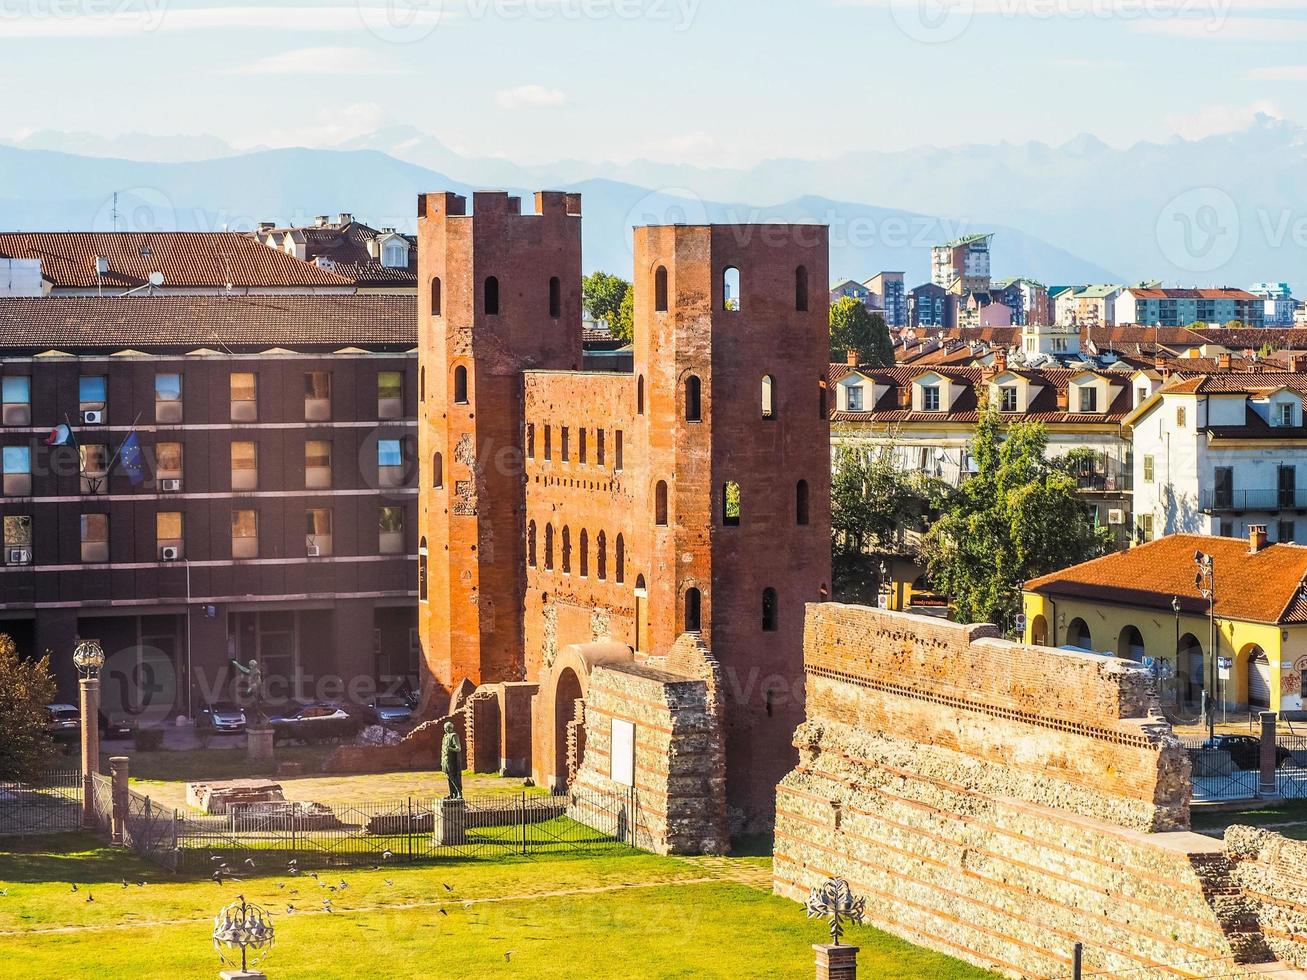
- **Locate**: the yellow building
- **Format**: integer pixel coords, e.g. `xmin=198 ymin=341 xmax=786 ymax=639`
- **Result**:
xmin=1023 ymin=529 xmax=1307 ymax=716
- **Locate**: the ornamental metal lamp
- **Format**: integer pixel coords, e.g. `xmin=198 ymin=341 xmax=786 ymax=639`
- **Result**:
xmin=72 ymin=639 xmax=105 ymax=679
xmin=73 ymin=639 xmax=106 ymax=829
xmin=804 ymin=876 xmax=867 ymax=946
xmin=213 ymin=896 xmax=275 ymax=978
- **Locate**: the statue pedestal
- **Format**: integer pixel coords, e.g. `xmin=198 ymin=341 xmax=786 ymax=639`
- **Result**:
xmin=219 ymin=971 xmax=266 ymax=980
xmin=432 ymin=798 xmax=467 ymax=846
xmin=245 ymin=728 xmax=274 ymax=762
xmin=813 ymin=944 xmax=859 ymax=980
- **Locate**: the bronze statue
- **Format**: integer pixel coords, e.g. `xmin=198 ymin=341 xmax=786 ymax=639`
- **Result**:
xmin=228 ymin=658 xmax=266 ymax=725
xmin=441 ymin=721 xmax=463 ymax=800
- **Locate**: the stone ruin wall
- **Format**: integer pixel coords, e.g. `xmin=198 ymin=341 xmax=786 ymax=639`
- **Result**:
xmin=774 ymin=605 xmax=1307 ymax=979
xmin=1226 ymin=827 xmax=1307 ymax=969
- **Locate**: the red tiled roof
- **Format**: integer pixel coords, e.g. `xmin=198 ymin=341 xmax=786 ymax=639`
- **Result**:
xmin=0 ymin=232 xmax=354 ymax=289
xmin=1025 ymin=534 xmax=1307 ymax=624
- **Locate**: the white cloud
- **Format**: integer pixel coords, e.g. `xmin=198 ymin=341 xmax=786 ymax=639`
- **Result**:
xmin=494 ymin=85 xmax=568 ymax=110
xmin=1250 ymin=66 xmax=1307 ymax=82
xmin=1134 ymin=16 xmax=1307 ymax=40
xmin=224 ymin=46 xmax=407 ymax=76
xmin=1163 ymin=101 xmax=1283 ymax=141
xmin=229 ymin=101 xmax=393 ymax=150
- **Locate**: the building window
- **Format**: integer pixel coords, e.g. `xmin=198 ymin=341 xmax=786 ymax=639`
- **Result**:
xmin=615 ymin=533 xmax=625 ymax=584
xmin=79 ymin=375 xmax=107 ymax=419
xmin=544 ymin=425 xmax=552 ymax=461
xmin=420 ymin=367 xmax=426 ymax=403
xmin=796 ymin=480 xmax=810 ymax=526
xmin=846 ymin=385 xmax=863 ymax=412
xmin=545 ymin=524 xmax=555 ymax=571
xmin=156 ymin=511 xmax=183 ymax=560
xmin=527 ymin=520 xmax=537 ymax=568
xmin=561 ymin=426 xmax=570 ymax=464
xmin=1137 ymin=513 xmax=1154 ymax=544
xmin=79 ymin=444 xmax=109 ymax=495
xmin=1 ymin=376 xmax=30 ymax=426
xmin=1279 ymin=402 xmax=1297 ymax=427
xmin=795 ymin=266 xmax=809 ymax=312
xmin=922 ymin=385 xmax=940 ymax=412
xmin=231 ymin=441 xmax=258 ymax=491
xmin=430 ymin=277 xmax=442 ymax=316
xmin=761 ymin=375 xmax=776 ymax=419
xmin=305 ymin=372 xmax=331 ymax=421
xmin=1079 ymin=387 xmax=1098 ymax=413
xmin=1000 ymin=387 xmax=1018 ymax=412
xmin=231 ymin=509 xmax=258 ymax=559
xmin=155 ymin=373 xmax=182 ymax=424
xmin=378 ymin=438 xmax=405 ymax=488
xmin=1137 ymin=386 xmax=1148 ymax=407
xmin=615 ymin=430 xmax=624 ymax=471
xmin=1215 ymin=466 xmax=1234 ymax=509
xmin=305 ymin=440 xmax=332 ymax=490
xmin=379 ymin=506 xmax=405 ymax=555
xmin=654 ymin=266 xmax=669 ymax=312
xmin=80 ymin=513 xmax=109 ymax=563
xmin=1143 ymin=455 xmax=1155 ymax=483
xmin=685 ymin=376 xmax=702 ymax=422
xmin=562 ymin=526 xmax=572 ymax=574
xmin=722 ymin=481 xmax=741 ymax=526
xmin=1176 ymin=405 xmax=1186 ymax=428
xmin=1280 ymin=464 xmax=1297 ymax=508
xmin=3 ymin=445 xmax=31 ymax=496
xmin=723 ymin=266 xmax=740 ymax=311
xmin=484 ymin=276 xmax=500 ymax=315
xmin=762 ymin=587 xmax=778 ymax=631
xmin=685 ymin=587 xmax=702 ymax=632
xmin=819 ymin=378 xmax=828 ymax=419
xmin=432 ymin=452 xmax=443 ymax=489
xmin=549 ymin=276 xmax=561 ymax=319
xmin=637 ymin=376 xmax=645 ymax=415
xmin=579 ymin=428 xmax=587 ymax=465
xmin=155 ymin=442 xmax=183 ymax=485
xmin=419 ymin=538 xmax=428 ymax=601
xmin=1220 ymin=520 xmax=1234 ymax=538
xmin=230 ymin=373 xmax=257 ymax=421
xmin=596 ymin=530 xmax=607 ymax=580
xmin=3 ymin=514 xmax=32 ymax=564
xmin=378 ymin=371 xmax=403 ymax=420
xmin=526 ymin=423 xmax=535 ymax=460
xmin=1280 ymin=519 xmax=1296 ymax=544
xmin=306 ymin=508 xmax=333 ymax=556
xmin=579 ymin=529 xmax=589 ymax=577
xmin=655 ymin=481 xmax=669 ymax=526
xmin=597 ymin=429 xmax=606 ymax=466
xmin=454 ymin=365 xmax=469 ymax=405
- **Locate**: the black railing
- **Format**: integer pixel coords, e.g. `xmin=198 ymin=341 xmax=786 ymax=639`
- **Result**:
xmin=1201 ymin=489 xmax=1307 ymax=512
xmin=0 ymin=769 xmax=82 ymax=837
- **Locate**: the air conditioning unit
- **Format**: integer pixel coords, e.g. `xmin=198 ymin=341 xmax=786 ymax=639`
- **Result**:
xmin=160 ymin=546 xmax=179 ymax=561
xmin=1108 ymin=509 xmax=1126 ymax=525
xmin=7 ymin=548 xmax=31 ymax=565
xmin=81 ymin=410 xmax=103 ymax=424
xmin=306 ymin=544 xmax=321 ymax=558
xmin=160 ymin=478 xmax=182 ymax=492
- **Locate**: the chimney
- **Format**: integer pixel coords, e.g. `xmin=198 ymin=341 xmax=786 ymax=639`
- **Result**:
xmin=1153 ymin=352 xmax=1167 ymax=372
xmin=1291 ymin=354 xmax=1306 ymax=373
xmin=257 ymin=222 xmax=274 ymax=233
xmin=846 ymin=349 xmax=859 ymax=366
xmin=1218 ymin=352 xmax=1233 ymax=370
xmin=314 ymin=215 xmax=329 ymax=227
xmin=1250 ymin=524 xmax=1269 ymax=554
xmin=337 ymin=213 xmax=353 ymax=225
xmin=995 ymin=347 xmax=1008 ymax=372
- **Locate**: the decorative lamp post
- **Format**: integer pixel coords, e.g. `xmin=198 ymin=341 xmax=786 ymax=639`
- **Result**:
xmin=213 ymin=896 xmax=275 ymax=979
xmin=73 ymin=639 xmax=105 ymax=829
xmin=1171 ymin=595 xmax=1182 ymax=708
xmin=1194 ymin=551 xmax=1217 ymax=742
xmin=805 ymin=877 xmax=867 ymax=979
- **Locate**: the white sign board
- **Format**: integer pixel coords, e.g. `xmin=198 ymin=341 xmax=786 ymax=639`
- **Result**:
xmin=610 ymin=718 xmax=635 ymax=787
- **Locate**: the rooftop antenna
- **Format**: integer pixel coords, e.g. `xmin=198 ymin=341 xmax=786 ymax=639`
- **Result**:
xmin=111 ymin=192 xmax=120 ymax=233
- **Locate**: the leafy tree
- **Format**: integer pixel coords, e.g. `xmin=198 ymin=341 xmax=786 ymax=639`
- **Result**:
xmin=1225 ymin=319 xmax=1245 ymax=330
xmin=920 ymin=408 xmax=1111 ymax=631
xmin=1190 ymin=320 xmax=1209 ymax=330
xmin=611 ymin=285 xmax=635 ymax=342
xmin=831 ymin=443 xmax=947 ymax=599
xmin=582 ymin=272 xmax=631 ymax=333
xmin=830 ymin=298 xmax=894 ymax=367
xmin=0 ymin=635 xmax=57 ymax=782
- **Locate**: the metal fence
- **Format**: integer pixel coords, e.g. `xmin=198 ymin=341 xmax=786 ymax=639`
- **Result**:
xmin=124 ymin=788 xmax=178 ymax=871
xmin=0 ymin=770 xmax=82 ymax=837
xmin=1275 ymin=735 xmax=1307 ymax=800
xmin=1182 ymin=735 xmax=1307 ymax=802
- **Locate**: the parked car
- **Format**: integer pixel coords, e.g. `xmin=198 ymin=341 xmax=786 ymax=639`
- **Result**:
xmin=197 ymin=701 xmax=247 ymax=734
xmin=1198 ymin=734 xmax=1292 ymax=771
xmin=366 ymin=696 xmax=414 ymax=726
xmin=99 ymin=712 xmax=137 ymax=739
xmin=269 ymin=702 xmax=363 ymax=744
xmin=44 ymin=703 xmax=80 ymax=743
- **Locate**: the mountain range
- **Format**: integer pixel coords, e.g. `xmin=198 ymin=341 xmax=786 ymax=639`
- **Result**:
xmin=4 ymin=117 xmax=1305 ymax=291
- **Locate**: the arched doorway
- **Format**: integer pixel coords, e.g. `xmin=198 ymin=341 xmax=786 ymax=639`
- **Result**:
xmin=1030 ymin=615 xmax=1048 ymax=646
xmin=1066 ymin=618 xmax=1092 ymax=650
xmin=1178 ymin=633 xmax=1204 ymax=708
xmin=1117 ymin=625 xmax=1145 ymax=662
xmin=1243 ymin=645 xmax=1272 ymax=711
xmin=553 ymin=666 xmax=584 ymax=789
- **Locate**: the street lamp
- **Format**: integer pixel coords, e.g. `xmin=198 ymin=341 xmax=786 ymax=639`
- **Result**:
xmin=1194 ymin=551 xmax=1217 ymax=742
xmin=1171 ymin=595 xmax=1181 ymax=708
xmin=72 ymin=639 xmax=105 ymax=829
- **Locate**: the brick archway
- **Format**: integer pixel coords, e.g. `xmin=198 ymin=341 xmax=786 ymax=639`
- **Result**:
xmin=554 ymin=666 xmax=583 ymax=787
xmin=533 ymin=641 xmax=633 ymax=792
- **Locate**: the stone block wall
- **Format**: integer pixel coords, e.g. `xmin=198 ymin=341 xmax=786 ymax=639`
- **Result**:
xmin=1226 ymin=826 xmax=1307 ymax=969
xmin=570 ymin=658 xmax=728 ymax=855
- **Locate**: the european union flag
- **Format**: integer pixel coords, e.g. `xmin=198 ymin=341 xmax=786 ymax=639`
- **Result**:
xmin=119 ymin=432 xmax=146 ymax=486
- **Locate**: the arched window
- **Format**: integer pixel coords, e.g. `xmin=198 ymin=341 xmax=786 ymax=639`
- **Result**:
xmin=796 ymin=480 xmax=809 ymax=525
xmin=654 ymin=265 xmax=669 ymax=312
xmin=762 ymin=587 xmax=778 ymax=631
xmin=549 ymin=276 xmax=561 ymax=318
xmin=433 ymin=452 xmax=443 ymax=489
xmin=723 ymin=266 xmax=741 ymax=311
xmin=527 ymin=521 xmax=537 ymax=568
xmin=420 ymin=366 xmax=426 ymax=403
xmin=722 ymin=481 xmax=741 ymax=526
xmin=685 ymin=375 xmax=701 ymax=422
xmin=562 ymin=526 xmax=572 ymax=574
xmin=579 ymin=530 xmax=589 ymax=577
xmin=1117 ymin=625 xmax=1145 ymax=662
xmin=761 ymin=375 xmax=776 ymax=419
xmin=1067 ymin=618 xmax=1091 ymax=650
xmin=454 ymin=365 xmax=468 ymax=404
xmin=637 ymin=375 xmax=645 ymax=415
xmin=655 ymin=481 xmax=669 ymax=526
xmin=615 ymin=533 xmax=625 ymax=584
xmin=418 ymin=538 xmax=428 ymax=602
xmin=430 ymin=276 xmax=442 ymax=316
xmin=484 ymin=276 xmax=500 ymax=315
xmin=597 ymin=531 xmax=607 ymax=580
xmin=685 ymin=587 xmax=702 ymax=632
xmin=545 ymin=524 xmax=555 ymax=571
xmin=795 ymin=265 xmax=809 ymax=312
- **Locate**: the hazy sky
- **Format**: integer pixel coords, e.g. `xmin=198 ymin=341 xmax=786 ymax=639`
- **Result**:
xmin=2 ymin=0 xmax=1306 ymax=165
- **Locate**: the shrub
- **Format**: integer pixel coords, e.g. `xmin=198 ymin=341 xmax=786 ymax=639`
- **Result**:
xmin=271 ymin=715 xmax=364 ymax=746
xmin=133 ymin=728 xmax=165 ymax=752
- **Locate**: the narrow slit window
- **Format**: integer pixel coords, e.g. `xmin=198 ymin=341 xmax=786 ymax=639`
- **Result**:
xmin=722 ymin=481 xmax=741 ymax=526
xmin=762 ymin=375 xmax=776 ymax=419
xmin=454 ymin=365 xmax=469 ymax=404
xmin=796 ymin=479 xmax=810 ymax=525
xmin=685 ymin=588 xmax=701 ymax=632
xmin=685 ymin=375 xmax=701 ymax=422
xmin=795 ymin=266 xmax=809 ymax=312
xmin=431 ymin=277 xmax=442 ymax=316
xmin=655 ymin=480 xmax=669 ymax=526
xmin=549 ymin=276 xmax=561 ymax=318
xmin=762 ymin=588 xmax=778 ymax=632
xmin=484 ymin=276 xmax=500 ymax=315
xmin=433 ymin=452 xmax=443 ymax=489
xmin=654 ymin=266 xmax=668 ymax=312
xmin=723 ymin=267 xmax=741 ymax=311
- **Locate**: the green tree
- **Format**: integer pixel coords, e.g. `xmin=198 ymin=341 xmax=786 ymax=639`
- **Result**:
xmin=582 ymin=272 xmax=631 ymax=333
xmin=611 ymin=285 xmax=635 ymax=342
xmin=0 ymin=635 xmax=57 ymax=781
xmin=830 ymin=298 xmax=894 ymax=366
xmin=920 ymin=408 xmax=1111 ymax=630
xmin=1225 ymin=319 xmax=1245 ymax=330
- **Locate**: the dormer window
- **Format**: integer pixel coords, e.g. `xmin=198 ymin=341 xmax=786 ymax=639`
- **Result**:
xmin=1279 ymin=402 xmax=1297 ymax=427
xmin=1000 ymin=386 xmax=1018 ymax=412
xmin=1079 ymin=387 xmax=1098 ymax=412
xmin=922 ymin=385 xmax=940 ymax=412
xmin=846 ymin=386 xmax=864 ymax=412
xmin=381 ymin=242 xmax=408 ymax=268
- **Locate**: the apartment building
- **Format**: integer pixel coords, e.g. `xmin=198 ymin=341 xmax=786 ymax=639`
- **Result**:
xmin=1116 ymin=287 xmax=1265 ymax=328
xmin=1249 ymin=283 xmax=1296 ymax=327
xmin=253 ymin=214 xmax=417 ymax=292
xmin=865 ymin=271 xmax=907 ymax=327
xmin=931 ymin=234 xmax=992 ymax=294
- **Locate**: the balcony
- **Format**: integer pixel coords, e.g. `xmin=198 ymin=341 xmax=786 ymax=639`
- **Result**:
xmin=1201 ymin=489 xmax=1307 ymax=513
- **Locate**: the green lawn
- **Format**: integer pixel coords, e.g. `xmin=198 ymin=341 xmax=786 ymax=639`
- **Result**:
xmin=0 ymin=835 xmax=991 ymax=979
xmin=1191 ymin=799 xmax=1307 ymax=841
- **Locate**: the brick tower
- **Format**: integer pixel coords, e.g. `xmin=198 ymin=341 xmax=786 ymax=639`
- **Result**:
xmin=416 ymin=191 xmax=583 ymax=696
xmin=631 ymin=224 xmax=832 ymax=823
